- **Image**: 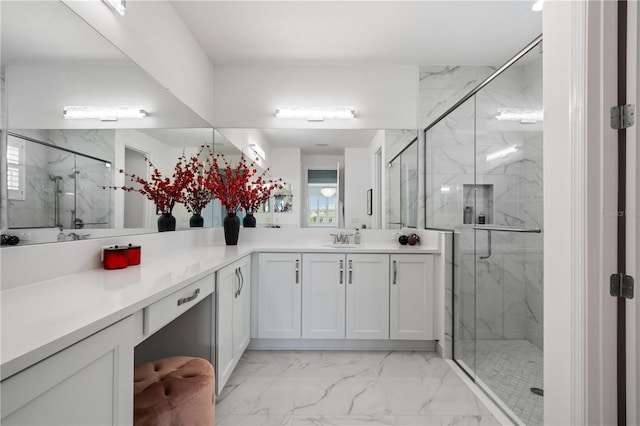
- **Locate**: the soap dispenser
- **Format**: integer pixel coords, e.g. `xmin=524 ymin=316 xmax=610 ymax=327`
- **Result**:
xmin=57 ymin=226 xmax=66 ymax=242
xmin=354 ymin=228 xmax=361 ymax=244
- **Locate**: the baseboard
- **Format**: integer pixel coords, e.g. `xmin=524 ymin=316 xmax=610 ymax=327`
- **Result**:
xmin=247 ymin=338 xmax=436 ymax=351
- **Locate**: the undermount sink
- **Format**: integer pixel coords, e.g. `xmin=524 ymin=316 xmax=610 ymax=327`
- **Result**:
xmin=322 ymin=243 xmax=362 ymax=248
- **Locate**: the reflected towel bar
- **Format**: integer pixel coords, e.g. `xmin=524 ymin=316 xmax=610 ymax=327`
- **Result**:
xmin=472 ymin=226 xmax=542 ymax=233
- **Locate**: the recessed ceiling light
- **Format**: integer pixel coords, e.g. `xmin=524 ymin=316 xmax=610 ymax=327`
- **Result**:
xmin=103 ymin=0 xmax=126 ymax=15
xmin=532 ymin=0 xmax=544 ymax=12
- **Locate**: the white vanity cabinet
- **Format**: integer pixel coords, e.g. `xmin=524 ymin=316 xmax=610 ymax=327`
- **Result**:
xmin=302 ymin=253 xmax=389 ymax=339
xmin=346 ymin=253 xmax=390 ymax=339
xmin=257 ymin=253 xmax=302 ymax=339
xmin=390 ymin=254 xmax=435 ymax=340
xmin=216 ymin=255 xmax=251 ymax=394
xmin=1 ymin=316 xmax=134 ymax=426
xmin=302 ymin=253 xmax=346 ymax=339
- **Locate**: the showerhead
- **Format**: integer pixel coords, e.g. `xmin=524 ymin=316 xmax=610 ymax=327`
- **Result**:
xmin=68 ymin=170 xmax=80 ymax=179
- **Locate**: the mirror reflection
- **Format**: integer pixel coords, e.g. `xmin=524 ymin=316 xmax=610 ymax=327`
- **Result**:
xmin=215 ymin=128 xmax=418 ymax=230
xmin=1 ymin=1 xmax=213 ymax=244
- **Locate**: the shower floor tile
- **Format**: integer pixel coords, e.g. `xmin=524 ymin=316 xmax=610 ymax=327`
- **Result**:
xmin=471 ymin=340 xmax=543 ymax=426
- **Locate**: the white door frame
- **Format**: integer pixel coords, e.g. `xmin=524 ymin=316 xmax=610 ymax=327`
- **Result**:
xmin=544 ymin=0 xmax=623 ymax=424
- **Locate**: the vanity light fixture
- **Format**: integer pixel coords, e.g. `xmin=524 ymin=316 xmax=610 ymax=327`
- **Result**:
xmin=63 ymin=105 xmax=146 ymax=121
xmin=320 ymin=187 xmax=337 ymax=198
xmin=495 ymin=108 xmax=543 ymax=124
xmin=275 ymin=106 xmax=355 ymax=121
xmin=486 ymin=145 xmax=520 ymax=162
xmin=531 ymin=0 xmax=544 ymax=12
xmin=103 ymin=0 xmax=126 ymax=16
xmin=249 ymin=143 xmax=266 ymax=161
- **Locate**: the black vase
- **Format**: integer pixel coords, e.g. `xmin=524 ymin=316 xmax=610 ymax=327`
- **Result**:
xmin=190 ymin=213 xmax=204 ymax=227
xmin=223 ymin=211 xmax=240 ymax=245
xmin=243 ymin=211 xmax=257 ymax=228
xmin=157 ymin=213 xmax=176 ymax=232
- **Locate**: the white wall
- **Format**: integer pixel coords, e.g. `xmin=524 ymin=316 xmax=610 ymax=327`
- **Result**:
xmin=368 ymin=130 xmax=386 ymax=229
xmin=114 ymin=130 xmax=193 ymax=229
xmin=62 ymin=0 xmax=215 ymax=126
xmin=269 ymin=148 xmax=301 ymax=227
xmin=5 ymin=64 xmax=207 ymax=129
xmin=211 ymin=65 xmax=418 ymax=129
xmin=543 ymin=2 xmax=573 ymax=424
xmin=344 ymin=147 xmax=372 ymax=230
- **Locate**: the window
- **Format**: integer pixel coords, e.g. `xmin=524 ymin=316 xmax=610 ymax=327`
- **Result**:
xmin=307 ymin=169 xmax=337 ymax=227
xmin=7 ymin=138 xmax=25 ymax=200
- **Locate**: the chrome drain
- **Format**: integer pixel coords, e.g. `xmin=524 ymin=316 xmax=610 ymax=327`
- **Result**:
xmin=530 ymin=387 xmax=544 ymax=396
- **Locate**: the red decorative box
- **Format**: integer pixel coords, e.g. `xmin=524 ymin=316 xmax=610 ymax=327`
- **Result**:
xmin=103 ymin=246 xmax=129 ymax=270
xmin=127 ymin=244 xmax=141 ymax=266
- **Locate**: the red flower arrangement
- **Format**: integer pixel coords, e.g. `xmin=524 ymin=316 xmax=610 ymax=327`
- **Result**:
xmin=103 ymin=156 xmax=190 ymax=214
xmin=176 ymin=145 xmax=216 ymax=214
xmin=203 ymin=154 xmax=284 ymax=213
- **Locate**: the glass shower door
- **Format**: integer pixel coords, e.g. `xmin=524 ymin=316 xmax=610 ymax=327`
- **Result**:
xmin=472 ymin=45 xmax=543 ymax=425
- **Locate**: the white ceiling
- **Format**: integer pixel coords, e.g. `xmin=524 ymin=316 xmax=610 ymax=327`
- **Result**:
xmin=1 ymin=1 xmax=126 ymax=65
xmin=170 ymin=1 xmax=542 ymax=66
xmin=218 ymin=128 xmax=379 ymax=155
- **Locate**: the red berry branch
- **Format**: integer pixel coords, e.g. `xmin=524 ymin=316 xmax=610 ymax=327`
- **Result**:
xmin=203 ymin=154 xmax=284 ymax=214
xmin=103 ymin=146 xmax=285 ymax=217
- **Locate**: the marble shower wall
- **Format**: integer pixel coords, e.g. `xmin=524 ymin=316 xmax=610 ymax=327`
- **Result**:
xmin=7 ymin=129 xmax=115 ymax=229
xmin=384 ymin=130 xmax=419 ymax=229
xmin=421 ymin=53 xmax=543 ymax=352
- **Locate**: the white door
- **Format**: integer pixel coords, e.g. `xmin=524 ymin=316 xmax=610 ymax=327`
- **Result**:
xmin=346 ymin=254 xmax=390 ymax=339
xmin=257 ymin=253 xmax=302 ymax=339
xmin=216 ymin=262 xmax=237 ymax=393
xmin=302 ymin=253 xmax=346 ymax=339
xmin=233 ymin=256 xmax=251 ymax=356
xmin=390 ymin=254 xmax=434 ymax=340
xmin=1 ymin=316 xmax=134 ymax=425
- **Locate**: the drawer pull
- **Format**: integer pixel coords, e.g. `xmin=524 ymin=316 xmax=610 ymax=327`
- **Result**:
xmin=393 ymin=260 xmax=397 ymax=285
xmin=295 ymin=259 xmax=300 ymax=284
xmin=339 ymin=259 xmax=344 ymax=284
xmin=238 ymin=267 xmax=244 ymax=295
xmin=177 ymin=288 xmax=200 ymax=306
xmin=348 ymin=260 xmax=353 ymax=284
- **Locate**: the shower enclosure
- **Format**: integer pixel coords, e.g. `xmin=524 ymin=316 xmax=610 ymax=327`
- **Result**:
xmin=424 ymin=37 xmax=543 ymax=425
xmin=7 ymin=132 xmax=113 ymax=230
xmin=387 ymin=137 xmax=419 ymax=229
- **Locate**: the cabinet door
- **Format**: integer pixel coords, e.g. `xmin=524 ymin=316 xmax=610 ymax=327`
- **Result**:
xmin=302 ymin=253 xmax=346 ymax=339
xmin=1 ymin=316 xmax=134 ymax=426
xmin=346 ymin=254 xmax=390 ymax=339
xmin=233 ymin=256 xmax=251 ymax=356
xmin=257 ymin=253 xmax=302 ymax=339
xmin=216 ymin=262 xmax=237 ymax=393
xmin=390 ymin=254 xmax=434 ymax=340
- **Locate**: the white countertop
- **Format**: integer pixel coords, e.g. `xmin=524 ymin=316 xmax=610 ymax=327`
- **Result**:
xmin=1 ymin=241 xmax=438 ymax=380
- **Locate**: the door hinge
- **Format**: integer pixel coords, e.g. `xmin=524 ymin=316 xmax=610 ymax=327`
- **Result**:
xmin=610 ymin=104 xmax=635 ymax=130
xmin=610 ymin=273 xmax=635 ymax=299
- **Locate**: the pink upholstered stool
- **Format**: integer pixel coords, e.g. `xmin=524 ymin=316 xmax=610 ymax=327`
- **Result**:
xmin=134 ymin=356 xmax=215 ymax=426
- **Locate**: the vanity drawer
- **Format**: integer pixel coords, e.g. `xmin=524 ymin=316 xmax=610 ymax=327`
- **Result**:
xmin=143 ymin=274 xmax=214 ymax=336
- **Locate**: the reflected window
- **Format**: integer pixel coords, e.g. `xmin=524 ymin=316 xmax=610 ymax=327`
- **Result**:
xmin=7 ymin=138 xmax=25 ymax=200
xmin=307 ymin=169 xmax=337 ymax=227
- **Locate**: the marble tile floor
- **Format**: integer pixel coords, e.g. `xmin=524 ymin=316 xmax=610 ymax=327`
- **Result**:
xmin=216 ymin=350 xmax=500 ymax=426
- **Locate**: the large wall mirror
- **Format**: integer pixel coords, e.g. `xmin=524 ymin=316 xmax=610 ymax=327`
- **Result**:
xmin=0 ymin=1 xmax=214 ymax=244
xmin=215 ymin=128 xmax=418 ymax=230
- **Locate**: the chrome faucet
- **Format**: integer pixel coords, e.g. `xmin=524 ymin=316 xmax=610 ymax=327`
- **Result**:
xmin=329 ymin=232 xmax=354 ymax=244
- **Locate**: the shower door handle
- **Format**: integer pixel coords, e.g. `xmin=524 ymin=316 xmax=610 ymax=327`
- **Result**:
xmin=479 ymin=230 xmax=492 ymax=260
xmin=473 ymin=226 xmax=542 ymax=260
